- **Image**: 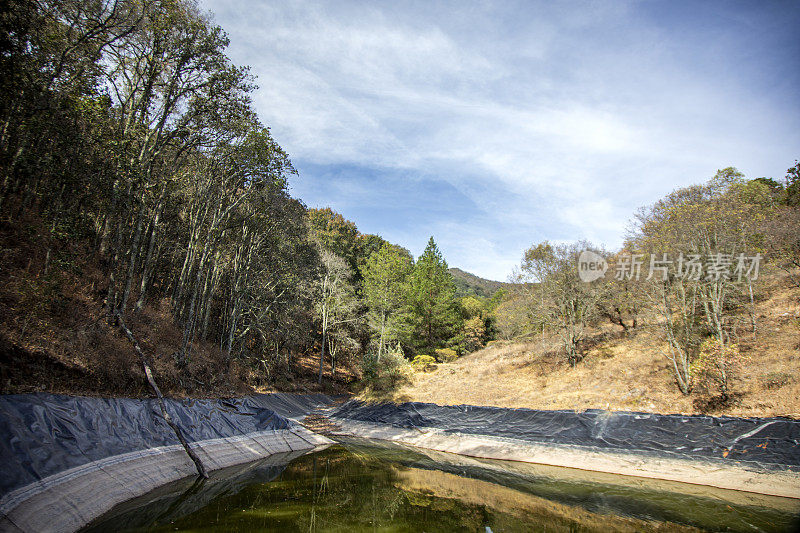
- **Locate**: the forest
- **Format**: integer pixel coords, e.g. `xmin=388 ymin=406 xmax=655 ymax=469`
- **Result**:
xmin=1 ymin=0 xmax=798 ymax=407
xmin=0 ymin=0 xmax=496 ymax=395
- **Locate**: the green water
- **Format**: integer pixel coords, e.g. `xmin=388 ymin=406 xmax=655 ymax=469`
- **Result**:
xmin=86 ymin=439 xmax=799 ymax=532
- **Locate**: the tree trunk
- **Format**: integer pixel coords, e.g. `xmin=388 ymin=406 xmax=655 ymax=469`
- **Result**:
xmin=377 ymin=309 xmax=386 ymax=363
xmin=318 ymin=327 xmax=326 ymax=384
xmin=115 ymin=312 xmax=208 ymax=479
xmin=135 ymin=192 xmax=165 ymax=311
xmin=119 ymin=201 xmax=146 ymax=313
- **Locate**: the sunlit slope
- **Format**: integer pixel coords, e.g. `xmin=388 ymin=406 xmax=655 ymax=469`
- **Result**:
xmin=391 ymin=276 xmax=800 ymax=418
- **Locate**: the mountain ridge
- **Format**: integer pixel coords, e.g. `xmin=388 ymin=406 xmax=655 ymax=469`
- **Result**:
xmin=448 ymin=267 xmax=511 ymax=298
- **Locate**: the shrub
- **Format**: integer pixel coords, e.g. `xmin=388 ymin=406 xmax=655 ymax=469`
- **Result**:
xmin=690 ymin=338 xmax=747 ymax=404
xmin=450 ymin=316 xmax=487 ymax=354
xmin=434 ymin=348 xmax=458 ymax=363
xmin=361 ymin=343 xmax=409 ymax=391
xmin=411 ymin=354 xmax=437 ymax=372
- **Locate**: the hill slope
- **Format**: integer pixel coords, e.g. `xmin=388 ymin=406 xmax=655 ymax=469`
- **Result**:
xmin=449 ymin=267 xmax=510 ymax=298
xmin=389 ymin=275 xmax=800 ymax=418
xmin=0 ymin=213 xmax=355 ymax=397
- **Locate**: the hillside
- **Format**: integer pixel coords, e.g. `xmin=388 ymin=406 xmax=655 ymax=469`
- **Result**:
xmin=449 ymin=267 xmax=511 ymax=298
xmin=388 ymin=273 xmax=800 ymax=418
xmin=0 ymin=212 xmax=357 ymax=398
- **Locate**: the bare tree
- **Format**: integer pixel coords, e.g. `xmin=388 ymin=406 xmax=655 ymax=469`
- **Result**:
xmin=313 ymin=250 xmax=360 ymax=383
xmin=516 ymin=240 xmax=601 ymax=366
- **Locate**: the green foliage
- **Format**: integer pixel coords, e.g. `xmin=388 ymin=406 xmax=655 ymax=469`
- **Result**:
xmin=313 ymin=249 xmax=361 ymax=382
xmin=361 ymin=344 xmax=409 ymax=391
xmin=356 ymin=234 xmax=391 ymax=271
xmin=784 ymin=160 xmax=800 ymax=207
xmin=397 ymin=237 xmax=461 ymax=354
xmin=449 ymin=268 xmax=507 ymax=298
xmin=411 ymin=354 xmax=437 ymax=372
xmin=433 ymin=348 xmax=458 ymax=363
xmin=362 ymin=243 xmax=414 ymax=357
xmin=307 ymin=208 xmax=360 ymax=275
xmin=0 ymin=0 xmax=320 ymax=373
xmin=459 ymin=295 xmax=485 ymax=319
xmin=453 ymin=317 xmax=486 ymax=354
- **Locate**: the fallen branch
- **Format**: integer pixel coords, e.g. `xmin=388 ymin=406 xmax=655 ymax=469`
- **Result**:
xmin=115 ymin=312 xmax=208 ymax=479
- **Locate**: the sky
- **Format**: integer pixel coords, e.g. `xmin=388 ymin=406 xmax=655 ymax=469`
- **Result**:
xmin=201 ymin=0 xmax=800 ymax=281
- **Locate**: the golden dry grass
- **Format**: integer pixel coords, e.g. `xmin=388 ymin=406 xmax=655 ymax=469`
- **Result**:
xmin=390 ymin=275 xmax=800 ymax=418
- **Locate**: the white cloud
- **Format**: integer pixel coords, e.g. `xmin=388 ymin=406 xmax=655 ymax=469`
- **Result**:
xmin=203 ymin=0 xmax=800 ymax=280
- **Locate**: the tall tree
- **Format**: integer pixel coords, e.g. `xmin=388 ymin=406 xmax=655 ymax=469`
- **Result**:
xmin=631 ymin=168 xmax=769 ymax=396
xmin=362 ymin=243 xmax=413 ymax=360
xmin=307 ymin=208 xmax=360 ymax=275
xmin=516 ymin=240 xmax=601 ymax=366
xmin=399 ymin=237 xmax=460 ymax=353
xmin=313 ymin=249 xmax=359 ymax=383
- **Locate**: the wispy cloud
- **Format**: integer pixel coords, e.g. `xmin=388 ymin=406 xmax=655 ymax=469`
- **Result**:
xmin=203 ymin=0 xmax=800 ymax=280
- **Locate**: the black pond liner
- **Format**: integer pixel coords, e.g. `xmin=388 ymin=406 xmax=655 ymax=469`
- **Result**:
xmin=81 ymin=449 xmax=307 ymax=533
xmin=331 ymin=400 xmax=800 ymax=471
xmin=0 ymin=392 xmax=334 ymax=499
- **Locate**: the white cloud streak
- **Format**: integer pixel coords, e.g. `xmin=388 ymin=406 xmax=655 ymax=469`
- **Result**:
xmin=203 ymin=0 xmax=800 ymax=279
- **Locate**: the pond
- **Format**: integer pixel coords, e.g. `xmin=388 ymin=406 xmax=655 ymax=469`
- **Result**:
xmin=84 ymin=438 xmax=800 ymax=532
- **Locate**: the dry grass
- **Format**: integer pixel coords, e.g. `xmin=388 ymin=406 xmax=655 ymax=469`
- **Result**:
xmin=390 ymin=274 xmax=800 ymax=418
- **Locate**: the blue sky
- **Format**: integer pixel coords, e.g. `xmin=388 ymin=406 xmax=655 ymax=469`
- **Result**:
xmin=201 ymin=0 xmax=800 ymax=281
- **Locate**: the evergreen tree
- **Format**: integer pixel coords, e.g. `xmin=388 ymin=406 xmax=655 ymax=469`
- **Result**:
xmin=399 ymin=237 xmax=461 ymax=353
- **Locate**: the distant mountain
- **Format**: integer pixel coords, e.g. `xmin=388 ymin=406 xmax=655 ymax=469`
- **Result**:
xmin=448 ymin=268 xmax=510 ymax=298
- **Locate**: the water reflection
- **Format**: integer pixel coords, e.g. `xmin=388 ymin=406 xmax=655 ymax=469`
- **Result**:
xmin=85 ymin=438 xmax=800 ymax=532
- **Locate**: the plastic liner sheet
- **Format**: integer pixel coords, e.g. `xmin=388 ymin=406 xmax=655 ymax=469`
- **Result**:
xmin=331 ymin=401 xmax=800 ymax=470
xmin=0 ymin=392 xmax=333 ymax=499
xmin=82 ymin=449 xmax=309 ymax=533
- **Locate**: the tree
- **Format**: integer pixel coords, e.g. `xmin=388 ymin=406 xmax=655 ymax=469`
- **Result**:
xmin=307 ymin=208 xmax=360 ymax=276
xmin=362 ymin=243 xmax=413 ymax=361
xmin=763 ymin=162 xmax=800 ymax=288
xmin=598 ymin=253 xmax=642 ymax=332
xmin=455 ymin=316 xmax=486 ymax=353
xmin=398 ymin=237 xmax=460 ymax=353
xmin=631 ymin=167 xmax=769 ymax=396
xmin=784 ymin=160 xmax=800 ymax=207
xmin=313 ymin=250 xmax=359 ymax=383
xmin=515 ymin=240 xmax=601 ymax=366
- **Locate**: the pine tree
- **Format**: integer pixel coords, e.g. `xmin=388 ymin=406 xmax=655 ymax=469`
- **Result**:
xmin=399 ymin=237 xmax=461 ymax=353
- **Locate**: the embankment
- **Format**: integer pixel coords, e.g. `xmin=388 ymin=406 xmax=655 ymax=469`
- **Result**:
xmin=329 ymin=400 xmax=800 ymax=499
xmin=3 ymin=393 xmax=798 ymax=532
xmin=0 ymin=392 xmax=334 ymax=533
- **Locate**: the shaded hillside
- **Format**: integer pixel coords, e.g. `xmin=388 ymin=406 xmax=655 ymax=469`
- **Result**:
xmin=0 ymin=211 xmax=357 ymax=398
xmin=449 ymin=268 xmax=510 ymax=298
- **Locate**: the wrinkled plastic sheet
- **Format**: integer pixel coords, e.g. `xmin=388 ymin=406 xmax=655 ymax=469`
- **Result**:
xmin=331 ymin=401 xmax=800 ymax=470
xmin=82 ymin=449 xmax=307 ymax=533
xmin=0 ymin=392 xmax=333 ymax=499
